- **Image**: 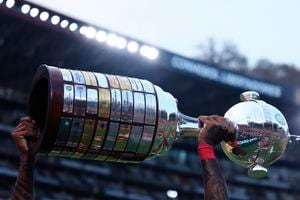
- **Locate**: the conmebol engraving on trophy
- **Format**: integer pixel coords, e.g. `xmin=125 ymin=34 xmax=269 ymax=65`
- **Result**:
xmin=28 ymin=65 xmax=290 ymax=178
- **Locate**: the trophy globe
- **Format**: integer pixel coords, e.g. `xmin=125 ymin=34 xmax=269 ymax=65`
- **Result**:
xmin=221 ymin=91 xmax=290 ymax=178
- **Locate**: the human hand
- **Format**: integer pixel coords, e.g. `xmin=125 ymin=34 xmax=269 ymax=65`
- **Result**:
xmin=11 ymin=116 xmax=39 ymax=161
xmin=198 ymin=115 xmax=236 ymax=146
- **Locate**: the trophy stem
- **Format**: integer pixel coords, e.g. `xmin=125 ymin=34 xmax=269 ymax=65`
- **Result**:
xmin=177 ymin=112 xmax=201 ymax=137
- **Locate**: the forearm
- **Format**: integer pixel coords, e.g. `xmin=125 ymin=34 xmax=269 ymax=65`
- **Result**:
xmin=11 ymin=157 xmax=35 ymax=200
xmin=201 ymin=159 xmax=228 ymax=200
xmin=197 ymin=115 xmax=235 ymax=200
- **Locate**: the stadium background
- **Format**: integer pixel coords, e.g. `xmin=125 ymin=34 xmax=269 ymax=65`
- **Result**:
xmin=0 ymin=0 xmax=300 ymax=199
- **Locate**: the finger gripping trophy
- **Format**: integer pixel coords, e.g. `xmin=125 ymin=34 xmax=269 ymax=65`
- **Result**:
xmin=28 ymin=65 xmax=290 ymax=178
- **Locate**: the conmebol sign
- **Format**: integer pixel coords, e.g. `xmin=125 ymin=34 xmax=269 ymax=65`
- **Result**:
xmin=170 ymin=56 xmax=282 ymax=98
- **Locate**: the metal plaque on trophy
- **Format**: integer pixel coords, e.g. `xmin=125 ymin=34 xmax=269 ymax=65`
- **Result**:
xmin=28 ymin=65 xmax=290 ymax=178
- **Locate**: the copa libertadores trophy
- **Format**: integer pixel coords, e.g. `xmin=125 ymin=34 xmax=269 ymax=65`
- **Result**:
xmin=28 ymin=65 xmax=290 ymax=178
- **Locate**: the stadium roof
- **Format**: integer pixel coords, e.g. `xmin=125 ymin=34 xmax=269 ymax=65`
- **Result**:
xmin=0 ymin=0 xmax=299 ymax=132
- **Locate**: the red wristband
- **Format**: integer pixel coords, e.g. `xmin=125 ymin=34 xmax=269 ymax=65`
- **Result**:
xmin=198 ymin=144 xmax=216 ymax=160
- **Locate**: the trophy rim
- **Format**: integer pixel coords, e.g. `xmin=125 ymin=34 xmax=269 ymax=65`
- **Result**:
xmin=28 ymin=64 xmax=64 ymax=155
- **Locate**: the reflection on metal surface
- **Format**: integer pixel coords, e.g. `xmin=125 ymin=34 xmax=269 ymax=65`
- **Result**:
xmin=83 ymin=120 xmax=108 ymax=159
xmin=73 ymin=119 xmax=96 ymax=158
xmin=71 ymin=70 xmax=85 ymax=84
xmin=60 ymin=68 xmax=73 ymax=82
xmin=126 ymin=126 xmax=143 ymax=152
xmin=74 ymin=85 xmax=86 ymax=116
xmin=98 ymin=88 xmax=110 ymax=118
xmin=119 ymin=152 xmax=145 ymax=163
xmin=86 ymin=88 xmax=98 ymax=115
xmin=145 ymin=94 xmax=157 ymax=125
xmin=114 ymin=124 xmax=131 ymax=151
xmin=140 ymin=79 xmax=155 ymax=93
xmin=133 ymin=92 xmax=145 ymax=123
xmin=103 ymin=122 xmax=119 ymax=151
xmin=240 ymin=91 xmax=260 ymax=102
xmin=84 ymin=120 xmax=108 ymax=157
xmin=107 ymin=151 xmax=123 ymax=162
xmin=128 ymin=78 xmax=143 ymax=92
xmin=137 ymin=126 xmax=155 ymax=154
xmin=35 ymin=66 xmax=203 ymax=163
xmin=32 ymin=66 xmax=292 ymax=174
xmin=117 ymin=76 xmax=132 ymax=90
xmin=94 ymin=72 xmax=109 ymax=88
xmin=177 ymin=113 xmax=200 ymax=137
xmin=148 ymin=86 xmax=178 ymax=158
xmin=60 ymin=118 xmax=84 ymax=156
xmin=121 ymin=90 xmax=133 ymax=122
xmin=248 ymin=164 xmax=268 ymax=178
xmin=49 ymin=117 xmax=72 ymax=155
xmin=82 ymin=71 xmax=97 ymax=86
xmin=63 ymin=84 xmax=74 ymax=114
xmin=110 ymin=89 xmax=122 ymax=121
xmin=221 ymin=91 xmax=290 ymax=178
xmin=95 ymin=150 xmax=110 ymax=161
xmin=106 ymin=75 xmax=120 ymax=88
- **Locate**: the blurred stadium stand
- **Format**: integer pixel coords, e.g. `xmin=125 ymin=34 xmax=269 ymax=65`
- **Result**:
xmin=0 ymin=0 xmax=300 ymax=199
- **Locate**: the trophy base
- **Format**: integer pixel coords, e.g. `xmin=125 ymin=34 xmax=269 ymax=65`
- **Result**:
xmin=248 ymin=164 xmax=268 ymax=179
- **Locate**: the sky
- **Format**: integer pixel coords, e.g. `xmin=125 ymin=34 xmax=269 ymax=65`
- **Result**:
xmin=29 ymin=0 xmax=300 ymax=67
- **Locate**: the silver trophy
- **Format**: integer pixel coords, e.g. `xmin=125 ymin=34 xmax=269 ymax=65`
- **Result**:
xmin=221 ymin=91 xmax=290 ymax=178
xmin=28 ymin=65 xmax=290 ymax=178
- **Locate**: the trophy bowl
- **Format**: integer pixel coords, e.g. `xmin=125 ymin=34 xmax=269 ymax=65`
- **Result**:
xmin=221 ymin=91 xmax=290 ymax=178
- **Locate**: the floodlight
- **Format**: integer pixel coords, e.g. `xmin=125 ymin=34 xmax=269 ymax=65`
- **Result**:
xmin=96 ymin=30 xmax=107 ymax=42
xmin=69 ymin=23 xmax=78 ymax=32
xmin=40 ymin=11 xmax=49 ymax=21
xmin=85 ymin=26 xmax=96 ymax=39
xmin=166 ymin=190 xmax=178 ymax=199
xmin=116 ymin=37 xmax=127 ymax=49
xmin=60 ymin=20 xmax=69 ymax=29
xmin=21 ymin=4 xmax=30 ymax=14
xmin=30 ymin=8 xmax=39 ymax=18
xmin=127 ymin=41 xmax=139 ymax=53
xmin=6 ymin=0 xmax=15 ymax=8
xmin=51 ymin=15 xmax=60 ymax=25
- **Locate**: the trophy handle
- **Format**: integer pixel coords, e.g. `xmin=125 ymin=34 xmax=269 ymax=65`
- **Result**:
xmin=177 ymin=112 xmax=202 ymax=137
